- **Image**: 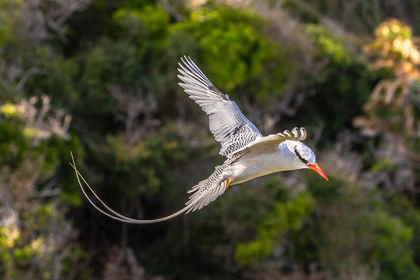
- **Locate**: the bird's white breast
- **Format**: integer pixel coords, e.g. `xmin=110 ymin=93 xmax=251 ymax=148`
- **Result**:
xmin=230 ymin=145 xmax=303 ymax=185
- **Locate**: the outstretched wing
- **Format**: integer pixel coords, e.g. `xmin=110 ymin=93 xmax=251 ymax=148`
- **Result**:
xmin=184 ymin=151 xmax=243 ymax=213
xmin=178 ymin=56 xmax=263 ymax=157
xmin=233 ymin=127 xmax=307 ymax=154
xmin=185 ymin=179 xmax=229 ymax=214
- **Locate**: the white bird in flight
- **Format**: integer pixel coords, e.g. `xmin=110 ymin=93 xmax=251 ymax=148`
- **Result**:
xmin=70 ymin=56 xmax=328 ymax=224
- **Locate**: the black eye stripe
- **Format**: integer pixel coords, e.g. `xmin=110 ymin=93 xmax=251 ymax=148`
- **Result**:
xmin=294 ymin=147 xmax=308 ymax=164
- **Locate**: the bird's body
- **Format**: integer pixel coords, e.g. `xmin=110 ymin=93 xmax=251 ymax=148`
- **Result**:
xmin=230 ymin=141 xmax=309 ymax=185
xmin=70 ymin=56 xmax=328 ymax=224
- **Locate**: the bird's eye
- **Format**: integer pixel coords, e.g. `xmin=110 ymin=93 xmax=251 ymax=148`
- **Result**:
xmin=294 ymin=147 xmax=308 ymax=164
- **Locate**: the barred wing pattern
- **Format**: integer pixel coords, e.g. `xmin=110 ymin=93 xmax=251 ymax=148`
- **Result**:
xmin=178 ymin=56 xmax=263 ymax=157
xmin=185 ymin=152 xmax=243 ymax=213
xmin=234 ymin=127 xmax=307 ymax=154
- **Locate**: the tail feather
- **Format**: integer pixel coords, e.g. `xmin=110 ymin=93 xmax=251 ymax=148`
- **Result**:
xmin=187 ymin=179 xmax=205 ymax=193
xmin=70 ymin=152 xmax=231 ymax=223
xmin=70 ymin=152 xmax=191 ymax=224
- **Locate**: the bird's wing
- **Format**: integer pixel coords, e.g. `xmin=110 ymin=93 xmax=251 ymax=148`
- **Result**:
xmin=233 ymin=127 xmax=307 ymax=154
xmin=184 ymin=152 xmax=242 ymax=213
xmin=185 ymin=179 xmax=229 ymax=213
xmin=178 ymin=56 xmax=263 ymax=157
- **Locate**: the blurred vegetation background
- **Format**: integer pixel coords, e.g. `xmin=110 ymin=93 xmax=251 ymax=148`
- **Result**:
xmin=1 ymin=0 xmax=420 ymax=279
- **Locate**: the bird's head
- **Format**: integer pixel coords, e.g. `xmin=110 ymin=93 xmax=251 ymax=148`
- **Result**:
xmin=284 ymin=141 xmax=329 ymax=181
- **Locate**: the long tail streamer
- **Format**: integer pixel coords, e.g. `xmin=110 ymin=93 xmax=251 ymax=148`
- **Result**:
xmin=69 ymin=152 xmax=190 ymax=224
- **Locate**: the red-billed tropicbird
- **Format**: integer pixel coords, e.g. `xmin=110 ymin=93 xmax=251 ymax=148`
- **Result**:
xmin=70 ymin=56 xmax=329 ymax=224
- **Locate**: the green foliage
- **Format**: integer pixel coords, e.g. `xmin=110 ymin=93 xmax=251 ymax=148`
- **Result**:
xmin=0 ymin=101 xmax=24 ymax=119
xmin=0 ymin=101 xmax=84 ymax=198
xmin=81 ymin=39 xmax=142 ymax=111
xmin=26 ymin=59 xmax=79 ymax=105
xmin=236 ymin=190 xmax=314 ymax=266
xmin=0 ymin=0 xmax=22 ymax=47
xmin=0 ymin=205 xmax=89 ymax=280
xmin=177 ymin=6 xmax=267 ymax=89
xmin=229 ymin=173 xmax=420 ymax=278
xmin=0 ymin=117 xmax=86 ymax=279
xmin=297 ymin=24 xmax=382 ymax=139
xmin=0 ymin=122 xmax=28 ymax=167
xmin=371 ymin=157 xmax=394 ymax=172
xmin=113 ymin=6 xmax=170 ymax=43
xmin=306 ymin=24 xmax=353 ymax=66
xmin=97 ymin=124 xmax=194 ymax=200
xmin=373 ymin=209 xmax=419 ymax=280
xmin=2 ymin=0 xmax=420 ymax=279
xmin=173 ymin=5 xmax=293 ymax=101
xmin=298 ymin=174 xmax=420 ymax=279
